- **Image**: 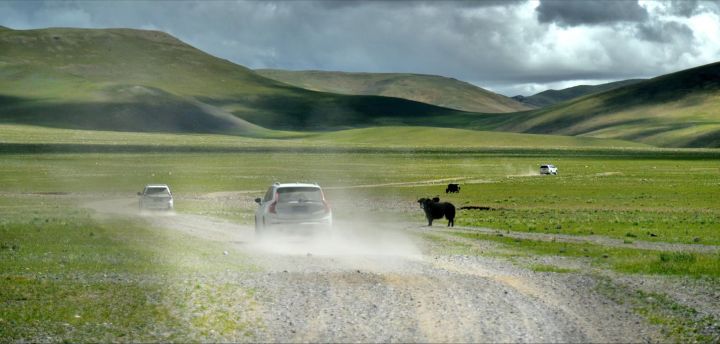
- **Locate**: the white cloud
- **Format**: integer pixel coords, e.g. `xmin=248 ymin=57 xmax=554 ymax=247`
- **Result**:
xmin=0 ymin=0 xmax=718 ymax=96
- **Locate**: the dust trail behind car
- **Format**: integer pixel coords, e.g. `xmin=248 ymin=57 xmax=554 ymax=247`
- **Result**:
xmin=253 ymin=221 xmax=419 ymax=257
xmin=83 ymin=196 xmax=421 ymax=262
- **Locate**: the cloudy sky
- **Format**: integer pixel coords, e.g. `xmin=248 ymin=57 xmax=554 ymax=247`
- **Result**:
xmin=1 ymin=0 xmax=719 ymax=96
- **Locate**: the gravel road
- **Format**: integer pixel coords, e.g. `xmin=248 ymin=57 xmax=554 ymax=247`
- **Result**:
xmin=85 ymin=198 xmax=663 ymax=342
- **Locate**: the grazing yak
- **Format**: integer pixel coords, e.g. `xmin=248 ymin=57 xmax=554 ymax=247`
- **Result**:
xmin=446 ymin=183 xmax=460 ymax=193
xmin=418 ymin=197 xmax=455 ymax=227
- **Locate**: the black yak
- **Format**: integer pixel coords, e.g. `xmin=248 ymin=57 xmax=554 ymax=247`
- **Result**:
xmin=418 ymin=197 xmax=455 ymax=227
xmin=446 ymin=183 xmax=460 ymax=193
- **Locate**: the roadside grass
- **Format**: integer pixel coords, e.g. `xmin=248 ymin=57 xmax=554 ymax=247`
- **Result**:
xmin=457 ymin=208 xmax=720 ymax=245
xmin=448 ymin=231 xmax=720 ymax=278
xmin=175 ymin=198 xmax=256 ymax=225
xmin=0 ymin=195 xmax=257 ymax=342
xmin=527 ymin=264 xmax=578 ymax=273
xmin=596 ymin=277 xmax=719 ymax=343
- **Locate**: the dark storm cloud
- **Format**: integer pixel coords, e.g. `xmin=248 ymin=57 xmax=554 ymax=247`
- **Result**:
xmin=665 ymin=0 xmax=703 ymax=17
xmin=0 ymin=0 xmax=718 ymax=96
xmin=659 ymin=0 xmax=720 ymax=17
xmin=536 ymin=0 xmax=648 ymax=26
xmin=316 ymin=0 xmax=521 ymax=9
xmin=636 ymin=20 xmax=694 ymax=43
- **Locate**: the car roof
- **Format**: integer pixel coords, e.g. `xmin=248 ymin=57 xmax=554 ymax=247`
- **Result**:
xmin=144 ymin=184 xmax=170 ymax=188
xmin=273 ymin=183 xmax=321 ymax=188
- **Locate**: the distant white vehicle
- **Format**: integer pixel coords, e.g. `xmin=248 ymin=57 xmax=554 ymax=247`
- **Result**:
xmin=540 ymin=164 xmax=558 ymax=175
xmin=138 ymin=184 xmax=174 ymax=211
xmin=254 ymin=182 xmax=332 ymax=235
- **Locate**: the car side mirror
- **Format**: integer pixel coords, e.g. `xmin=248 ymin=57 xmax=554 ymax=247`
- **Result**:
xmin=254 ymin=198 xmax=262 ymax=204
xmin=137 ymin=192 xmax=142 ymax=196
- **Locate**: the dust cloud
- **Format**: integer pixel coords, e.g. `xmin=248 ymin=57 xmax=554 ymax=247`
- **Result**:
xmin=83 ymin=195 xmax=423 ymax=265
xmin=505 ymin=164 xmax=540 ymax=178
xmin=252 ymin=220 xmax=421 ymax=259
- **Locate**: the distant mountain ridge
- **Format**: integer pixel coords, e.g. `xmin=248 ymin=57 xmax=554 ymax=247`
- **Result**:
xmin=512 ymin=79 xmax=646 ymax=108
xmin=0 ymin=26 xmax=718 ymax=148
xmin=0 ymin=27 xmax=468 ymax=133
xmin=256 ymin=69 xmax=531 ymax=113
xmin=496 ymin=62 xmax=720 ymax=147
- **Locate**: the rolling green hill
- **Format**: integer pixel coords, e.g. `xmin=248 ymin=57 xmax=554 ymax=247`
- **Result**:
xmin=306 ymin=126 xmax=648 ymax=149
xmin=0 ymin=27 xmax=470 ymax=133
xmin=0 ymin=123 xmax=649 ymax=151
xmin=496 ymin=62 xmax=720 ymax=147
xmin=2 ymin=27 xmax=719 ymax=148
xmin=256 ymin=69 xmax=531 ymax=113
xmin=512 ymin=79 xmax=645 ymax=108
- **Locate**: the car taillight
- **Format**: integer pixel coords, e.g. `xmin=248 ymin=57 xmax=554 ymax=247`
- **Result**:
xmin=319 ymin=189 xmax=331 ymax=213
xmin=269 ymin=201 xmax=277 ymax=214
xmin=268 ymin=191 xmax=279 ymax=214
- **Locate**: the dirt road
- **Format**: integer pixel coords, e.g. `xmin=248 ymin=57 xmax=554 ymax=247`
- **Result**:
xmin=86 ymin=198 xmax=662 ymax=342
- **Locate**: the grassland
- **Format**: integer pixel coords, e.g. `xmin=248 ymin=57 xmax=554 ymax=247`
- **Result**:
xmin=0 ymin=125 xmax=716 ymax=245
xmin=0 ymin=194 xmax=257 ymax=342
xmin=256 ymin=69 xmax=531 ymax=113
xmin=1 ymin=123 xmax=718 ymax=341
xmin=0 ymin=124 xmax=650 ymax=150
xmin=446 ymin=231 xmax=720 ymax=278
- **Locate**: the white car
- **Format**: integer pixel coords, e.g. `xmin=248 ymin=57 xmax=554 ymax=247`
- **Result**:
xmin=138 ymin=184 xmax=174 ymax=211
xmin=540 ymin=164 xmax=558 ymax=175
xmin=254 ymin=183 xmax=332 ymax=235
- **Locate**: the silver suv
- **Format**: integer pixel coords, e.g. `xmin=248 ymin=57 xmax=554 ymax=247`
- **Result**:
xmin=540 ymin=164 xmax=558 ymax=175
xmin=254 ymin=183 xmax=332 ymax=235
xmin=138 ymin=184 xmax=174 ymax=211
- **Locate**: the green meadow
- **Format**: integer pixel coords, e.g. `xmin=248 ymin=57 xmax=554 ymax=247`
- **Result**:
xmin=1 ymin=124 xmax=719 ymax=341
xmin=1 ymin=124 xmax=717 ymax=238
xmin=0 ymin=194 xmax=257 ymax=342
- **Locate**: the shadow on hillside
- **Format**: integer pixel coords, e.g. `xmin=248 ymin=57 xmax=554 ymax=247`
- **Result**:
xmin=0 ymin=95 xmax=30 ymax=107
xmin=600 ymin=63 xmax=720 ymax=110
xmin=0 ymin=94 xmax=249 ymax=134
xmin=685 ymin=130 xmax=720 ymax=148
xmin=517 ymin=63 xmax=720 ymax=136
xmin=198 ymin=92 xmax=472 ymax=131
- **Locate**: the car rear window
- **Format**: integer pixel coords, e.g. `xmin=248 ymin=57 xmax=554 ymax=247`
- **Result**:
xmin=277 ymin=187 xmax=323 ymax=202
xmin=540 ymin=165 xmax=548 ymax=168
xmin=145 ymin=187 xmax=170 ymax=195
